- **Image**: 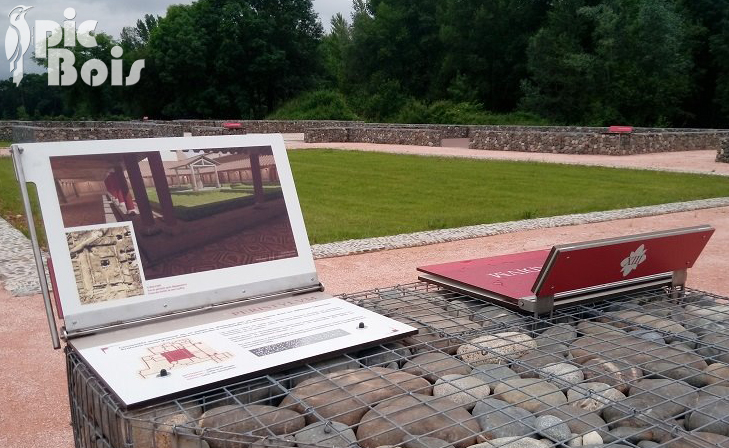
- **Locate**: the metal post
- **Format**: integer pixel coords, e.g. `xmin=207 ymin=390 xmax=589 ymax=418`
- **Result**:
xmin=10 ymin=145 xmax=61 ymax=349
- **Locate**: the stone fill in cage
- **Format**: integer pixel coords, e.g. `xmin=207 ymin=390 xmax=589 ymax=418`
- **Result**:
xmin=67 ymin=282 xmax=729 ymax=448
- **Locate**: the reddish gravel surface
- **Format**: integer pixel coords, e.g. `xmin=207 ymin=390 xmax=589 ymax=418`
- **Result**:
xmin=2 ymin=206 xmax=728 ymax=448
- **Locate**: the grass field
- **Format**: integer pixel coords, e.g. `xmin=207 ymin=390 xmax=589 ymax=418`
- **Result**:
xmin=0 ymin=140 xmax=11 ymax=147
xmin=2 ymin=151 xmax=729 ymax=247
xmin=288 ymin=149 xmax=729 ymax=243
xmin=0 ymin=157 xmax=45 ymax=245
xmin=146 ymin=187 xmax=251 ymax=207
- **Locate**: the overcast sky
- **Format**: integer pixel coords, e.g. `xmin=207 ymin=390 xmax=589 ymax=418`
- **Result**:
xmin=2 ymin=0 xmax=353 ymax=81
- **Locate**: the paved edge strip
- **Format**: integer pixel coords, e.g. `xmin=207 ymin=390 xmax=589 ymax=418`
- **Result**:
xmin=2 ymin=197 xmax=728 ymax=296
xmin=311 ymin=197 xmax=729 ymax=259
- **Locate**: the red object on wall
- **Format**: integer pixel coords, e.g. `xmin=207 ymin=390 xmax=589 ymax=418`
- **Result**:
xmin=608 ymin=125 xmax=634 ymax=134
xmin=223 ymin=122 xmax=242 ymax=129
xmin=47 ymin=258 xmax=64 ymax=319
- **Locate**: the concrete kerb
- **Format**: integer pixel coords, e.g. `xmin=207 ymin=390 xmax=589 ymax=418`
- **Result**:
xmin=310 ymin=197 xmax=729 ymax=258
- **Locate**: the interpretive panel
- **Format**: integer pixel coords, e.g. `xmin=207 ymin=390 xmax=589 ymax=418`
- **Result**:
xmin=73 ymin=297 xmax=416 ymax=406
xmin=16 ymin=135 xmax=317 ymax=333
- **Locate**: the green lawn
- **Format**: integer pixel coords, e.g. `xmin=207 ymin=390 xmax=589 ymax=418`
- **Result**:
xmin=0 ymin=140 xmax=11 ymax=147
xmin=0 ymin=157 xmax=46 ymax=246
xmin=2 ymin=151 xmax=729 ymax=248
xmin=146 ymin=187 xmax=252 ymax=207
xmin=288 ymin=149 xmax=729 ymax=244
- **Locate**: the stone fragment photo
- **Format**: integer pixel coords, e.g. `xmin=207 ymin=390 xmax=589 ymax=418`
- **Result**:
xmin=66 ymin=225 xmax=144 ymax=304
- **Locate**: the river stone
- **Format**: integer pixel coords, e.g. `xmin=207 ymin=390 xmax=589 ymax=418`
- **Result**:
xmin=494 ymin=378 xmax=567 ymax=412
xmin=471 ymin=364 xmax=521 ymax=389
xmin=602 ymin=427 xmax=654 ymax=444
xmin=356 ymin=394 xmax=480 ymax=448
xmin=663 ymin=431 xmax=729 ymax=448
xmin=373 ymin=294 xmax=447 ymax=316
xmin=153 ymin=413 xmax=199 ymax=448
xmin=199 ymin=405 xmax=305 ymax=448
xmin=538 ymin=324 xmax=577 ymax=346
xmin=637 ymin=442 xmax=660 ymax=448
xmin=535 ymin=404 xmax=609 ymax=435
xmin=403 ymin=352 xmax=472 ymax=383
xmin=251 ymin=436 xmax=295 ymax=448
xmin=287 ymin=356 xmax=361 ymax=386
xmin=576 ymin=321 xmax=627 ymax=338
xmin=446 ymin=299 xmax=483 ymax=318
xmin=567 ymin=383 xmax=626 ymax=412
xmin=702 ymin=363 xmax=729 ymax=386
xmin=280 ymin=367 xmax=432 ymax=426
xmin=294 ymin=422 xmax=357 ymax=448
xmin=403 ymin=437 xmax=455 ymax=448
xmin=581 ymin=431 xmax=602 ymax=445
xmin=568 ymin=435 xmax=582 ymax=447
xmin=469 ymin=438 xmax=550 ymax=448
xmin=400 ymin=317 xmax=461 ymax=354
xmin=358 ymin=343 xmax=412 ymax=368
xmin=599 ymin=310 xmax=688 ymax=340
xmin=537 ymin=363 xmax=584 ymax=390
xmin=698 ymin=334 xmax=729 ymax=363
xmin=631 ymin=330 xmax=666 ymax=344
xmin=579 ymin=358 xmax=642 ymax=394
xmin=603 ymin=379 xmax=698 ymax=426
xmin=685 ymin=395 xmax=729 ymax=436
xmin=513 ymin=351 xmax=567 ymax=378
xmin=458 ymin=332 xmax=537 ymax=366
xmin=417 ymin=313 xmax=482 ymax=334
xmin=535 ymin=415 xmax=571 ymax=442
xmin=433 ymin=375 xmax=490 ymax=410
xmin=472 ymin=398 xmax=537 ymax=439
xmin=473 ymin=307 xmax=527 ymax=331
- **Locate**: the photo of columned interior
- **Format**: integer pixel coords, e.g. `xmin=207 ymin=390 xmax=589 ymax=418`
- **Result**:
xmin=50 ymin=147 xmax=299 ymax=281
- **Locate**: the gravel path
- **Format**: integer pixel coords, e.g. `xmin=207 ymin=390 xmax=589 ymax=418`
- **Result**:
xmin=0 ymin=218 xmax=45 ymax=296
xmin=311 ymin=197 xmax=729 ymax=258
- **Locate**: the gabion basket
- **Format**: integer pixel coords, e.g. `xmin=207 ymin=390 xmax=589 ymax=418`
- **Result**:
xmin=67 ymin=282 xmax=729 ymax=448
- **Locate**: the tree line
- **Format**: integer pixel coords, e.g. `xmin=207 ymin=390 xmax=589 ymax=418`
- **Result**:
xmin=3 ymin=0 xmax=729 ymax=127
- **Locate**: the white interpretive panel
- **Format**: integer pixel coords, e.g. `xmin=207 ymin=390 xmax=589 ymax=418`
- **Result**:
xmin=15 ymin=135 xmax=318 ymax=333
xmin=72 ymin=296 xmax=416 ymax=406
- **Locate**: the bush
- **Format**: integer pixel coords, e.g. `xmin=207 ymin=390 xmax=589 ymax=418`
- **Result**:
xmin=393 ymin=100 xmax=551 ymax=126
xmin=268 ymin=89 xmax=360 ymax=120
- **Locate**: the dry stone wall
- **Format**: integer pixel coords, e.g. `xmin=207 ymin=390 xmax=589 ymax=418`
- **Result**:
xmin=3 ymin=120 xmax=729 ymax=160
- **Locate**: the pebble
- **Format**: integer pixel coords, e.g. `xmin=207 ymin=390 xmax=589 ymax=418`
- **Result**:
xmin=403 ymin=437 xmax=455 ymax=448
xmin=494 ymin=378 xmax=567 ymax=412
xmin=358 ymin=343 xmax=411 ymax=368
xmin=685 ymin=395 xmax=729 ymax=436
xmin=567 ymin=382 xmax=626 ymax=412
xmin=457 ymin=332 xmax=536 ymax=365
xmin=697 ymin=333 xmax=729 ymax=363
xmin=538 ymin=324 xmax=578 ymax=346
xmin=602 ymin=427 xmax=654 ymax=443
xmin=567 ymin=435 xmax=582 ymax=447
xmin=446 ymin=299 xmax=482 ymax=318
xmin=471 ymin=364 xmax=520 ymax=389
xmin=702 ymin=362 xmax=729 ymax=385
xmin=537 ymin=363 xmax=584 ymax=389
xmin=472 ymin=398 xmax=537 ymax=439
xmin=402 ymin=352 xmax=472 ymax=383
xmin=469 ymin=438 xmax=550 ymax=448
xmin=294 ymin=421 xmax=357 ymax=448
xmin=536 ymin=405 xmax=608 ymax=435
xmin=513 ymin=351 xmax=567 ymax=377
xmin=631 ymin=330 xmax=666 ymax=344
xmin=582 ymin=431 xmax=603 ymax=445
xmin=637 ymin=442 xmax=660 ymax=448
xmin=535 ymin=415 xmax=571 ymax=442
xmin=579 ymin=357 xmax=642 ymax=393
xmin=473 ymin=307 xmax=527 ymax=330
xmin=433 ymin=375 xmax=490 ymax=410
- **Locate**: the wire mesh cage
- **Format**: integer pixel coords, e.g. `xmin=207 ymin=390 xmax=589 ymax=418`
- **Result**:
xmin=67 ymin=282 xmax=729 ymax=448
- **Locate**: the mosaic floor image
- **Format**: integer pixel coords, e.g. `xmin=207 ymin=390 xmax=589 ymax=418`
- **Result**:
xmin=66 ymin=225 xmax=144 ymax=304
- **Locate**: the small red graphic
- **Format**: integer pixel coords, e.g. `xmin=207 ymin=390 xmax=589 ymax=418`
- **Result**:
xmin=161 ymin=348 xmax=195 ymax=363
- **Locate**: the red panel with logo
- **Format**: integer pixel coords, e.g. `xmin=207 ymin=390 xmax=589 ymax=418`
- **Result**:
xmin=418 ymin=249 xmax=550 ymax=301
xmin=532 ymin=226 xmax=714 ymax=297
xmin=608 ymin=126 xmax=634 ymax=134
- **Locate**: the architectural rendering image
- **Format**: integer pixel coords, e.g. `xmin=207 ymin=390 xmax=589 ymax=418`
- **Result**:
xmin=51 ymin=147 xmax=298 ymax=280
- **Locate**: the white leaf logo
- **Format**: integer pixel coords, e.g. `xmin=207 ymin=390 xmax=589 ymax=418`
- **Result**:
xmin=620 ymin=244 xmax=647 ymax=277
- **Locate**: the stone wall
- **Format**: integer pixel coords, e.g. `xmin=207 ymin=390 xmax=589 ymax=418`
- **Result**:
xmin=719 ymin=138 xmax=729 ymax=163
xmin=3 ymin=119 xmax=729 ymax=159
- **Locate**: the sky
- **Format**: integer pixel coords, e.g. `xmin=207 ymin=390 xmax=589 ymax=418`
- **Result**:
xmin=1 ymin=0 xmax=354 ymax=81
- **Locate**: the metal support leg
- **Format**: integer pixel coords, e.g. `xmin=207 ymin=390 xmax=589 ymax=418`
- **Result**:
xmin=10 ymin=145 xmax=61 ymax=349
